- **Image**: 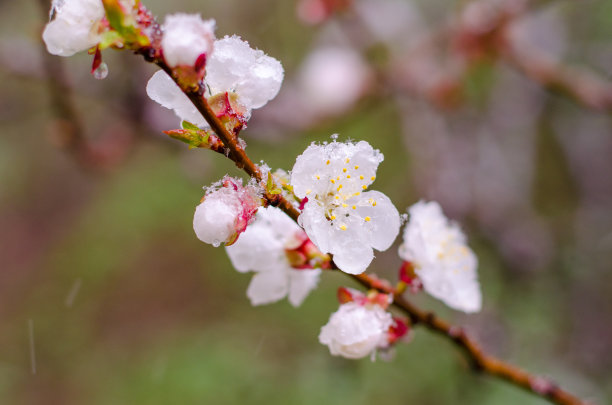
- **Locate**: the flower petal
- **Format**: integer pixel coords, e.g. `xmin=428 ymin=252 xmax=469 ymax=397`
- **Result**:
xmin=246 ymin=269 xmax=289 ymax=306
xmin=287 ymin=269 xmax=321 ymax=307
xmin=331 ymin=238 xmax=374 ymax=274
xmin=146 ymin=70 xmax=209 ymax=128
xmin=354 ymin=190 xmax=400 ymax=251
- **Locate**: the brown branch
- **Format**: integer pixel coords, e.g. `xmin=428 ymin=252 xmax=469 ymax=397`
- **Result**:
xmin=130 ymin=19 xmax=587 ymax=405
xmin=350 ymin=273 xmax=587 ymax=405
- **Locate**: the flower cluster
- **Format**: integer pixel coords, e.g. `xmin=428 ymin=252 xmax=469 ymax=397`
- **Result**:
xmin=290 ymin=140 xmax=400 ymax=274
xmin=399 ymin=201 xmax=482 ymax=313
xmin=147 ymin=35 xmax=284 ymax=130
xmin=41 ymin=0 xmax=484 ymax=365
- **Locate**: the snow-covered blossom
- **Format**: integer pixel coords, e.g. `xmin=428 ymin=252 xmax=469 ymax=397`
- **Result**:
xmin=319 ymin=301 xmax=393 ymax=359
xmin=226 ymin=207 xmax=326 ymax=307
xmin=42 ymin=0 xmax=105 ymax=57
xmin=193 ymin=177 xmax=261 ymax=247
xmin=290 ymin=140 xmax=400 ymax=274
xmin=206 ymin=36 xmax=284 ymax=113
xmin=161 ymin=14 xmax=215 ymax=68
xmin=147 ymin=35 xmax=284 ymax=127
xmin=398 ymin=201 xmax=482 ymax=313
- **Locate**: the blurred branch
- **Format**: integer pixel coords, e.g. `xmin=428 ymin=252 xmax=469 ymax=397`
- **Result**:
xmin=36 ymin=0 xmax=142 ymax=171
xmin=341 ymin=0 xmax=612 ymax=112
xmin=36 ymin=0 xmax=99 ymax=170
xmin=500 ymin=30 xmax=612 ymax=111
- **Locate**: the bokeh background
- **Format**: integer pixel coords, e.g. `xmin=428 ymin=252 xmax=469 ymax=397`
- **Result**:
xmin=1 ymin=0 xmax=611 ymax=403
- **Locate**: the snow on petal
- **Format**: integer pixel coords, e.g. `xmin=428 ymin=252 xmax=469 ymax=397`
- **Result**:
xmin=146 ymin=70 xmax=208 ymax=128
xmin=161 ymin=14 xmax=215 ymax=68
xmin=398 ymin=201 xmax=482 ymax=313
xmin=42 ymin=0 xmax=105 ymax=57
xmin=319 ymin=302 xmax=393 ymax=359
xmin=290 ymin=139 xmax=398 ymax=274
xmin=206 ymin=36 xmax=284 ymax=112
xmin=193 ymin=177 xmax=260 ymax=247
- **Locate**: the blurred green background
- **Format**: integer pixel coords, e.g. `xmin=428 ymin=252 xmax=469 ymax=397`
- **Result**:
xmin=1 ymin=0 xmax=611 ymax=404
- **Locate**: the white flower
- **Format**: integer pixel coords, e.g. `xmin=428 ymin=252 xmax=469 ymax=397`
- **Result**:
xmin=226 ymin=207 xmax=321 ymax=307
xmin=146 ymin=35 xmax=284 ymax=126
xmin=206 ymin=36 xmax=284 ymax=112
xmin=298 ymin=46 xmax=370 ymax=116
xmin=193 ymin=177 xmax=260 ymax=247
xmin=398 ymin=201 xmax=482 ymax=313
xmin=161 ymin=14 xmax=216 ymax=68
xmin=290 ymin=140 xmax=400 ymax=274
xmin=319 ymin=302 xmax=393 ymax=359
xmin=42 ymin=0 xmax=105 ymax=57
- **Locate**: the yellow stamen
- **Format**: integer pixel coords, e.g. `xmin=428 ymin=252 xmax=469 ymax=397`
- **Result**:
xmin=342 ymin=203 xmax=348 ymax=208
xmin=335 ymin=195 xmax=340 ymax=200
xmin=316 ymin=175 xmax=320 ymax=180
xmin=342 ymin=168 xmax=347 ymax=173
xmin=373 ymin=201 xmax=377 ymax=206
xmin=306 ymin=189 xmax=311 ymax=195
xmin=352 ymin=205 xmax=356 ymax=209
xmin=346 ymin=175 xmax=351 ymax=179
xmin=326 ymin=160 xmax=330 ymax=165
xmin=359 ymin=175 xmax=364 ymax=180
xmin=331 ymin=179 xmax=335 ymax=184
xmin=371 ymin=176 xmax=376 ymax=181
xmin=330 ymin=215 xmax=336 ymax=220
xmin=362 ymin=185 xmax=367 ymax=190
xmin=340 ymin=224 xmax=347 ymax=231
xmin=345 ymin=158 xmax=350 ymax=163
xmin=354 ymin=165 xmax=359 ymax=170
xmin=365 ymin=216 xmax=371 ymax=222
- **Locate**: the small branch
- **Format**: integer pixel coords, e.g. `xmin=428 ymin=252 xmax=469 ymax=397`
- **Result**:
xmin=132 ymin=21 xmax=587 ymax=405
xmin=500 ymin=36 xmax=612 ymax=111
xmin=152 ymin=60 xmax=302 ymax=219
xmin=350 ymin=273 xmax=587 ymax=405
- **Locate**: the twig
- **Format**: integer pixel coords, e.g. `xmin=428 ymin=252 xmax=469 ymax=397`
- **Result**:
xmin=351 ymin=273 xmax=586 ymax=405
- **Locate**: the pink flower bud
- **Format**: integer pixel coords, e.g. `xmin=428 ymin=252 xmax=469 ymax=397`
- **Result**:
xmin=193 ymin=177 xmax=260 ymax=247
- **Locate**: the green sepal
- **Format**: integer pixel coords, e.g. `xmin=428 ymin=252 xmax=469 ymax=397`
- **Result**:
xmin=101 ymin=0 xmax=150 ymax=48
xmin=181 ymin=121 xmax=200 ymax=131
xmin=164 ymin=126 xmax=211 ymax=149
xmin=266 ymin=172 xmax=283 ymax=196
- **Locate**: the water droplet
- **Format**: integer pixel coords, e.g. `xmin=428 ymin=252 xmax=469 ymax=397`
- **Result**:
xmin=92 ymin=62 xmax=108 ymax=80
xmin=331 ymin=134 xmax=338 ymax=141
